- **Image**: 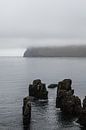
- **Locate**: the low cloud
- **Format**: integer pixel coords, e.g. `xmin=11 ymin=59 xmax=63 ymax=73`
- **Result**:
xmin=0 ymin=38 xmax=86 ymax=49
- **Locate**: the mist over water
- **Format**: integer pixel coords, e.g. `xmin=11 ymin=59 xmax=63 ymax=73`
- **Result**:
xmin=0 ymin=38 xmax=86 ymax=48
xmin=0 ymin=0 xmax=86 ymax=129
xmin=0 ymin=0 xmax=86 ymax=39
xmin=0 ymin=39 xmax=86 ymax=56
xmin=0 ymin=0 xmax=86 ymax=53
xmin=0 ymin=48 xmax=26 ymax=56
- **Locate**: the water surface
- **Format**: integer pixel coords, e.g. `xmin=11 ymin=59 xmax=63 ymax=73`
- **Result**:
xmin=0 ymin=57 xmax=86 ymax=130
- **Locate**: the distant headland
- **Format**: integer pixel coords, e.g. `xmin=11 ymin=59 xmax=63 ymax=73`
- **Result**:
xmin=24 ymin=45 xmax=86 ymax=57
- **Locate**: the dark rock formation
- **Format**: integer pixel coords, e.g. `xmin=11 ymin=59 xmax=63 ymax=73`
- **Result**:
xmin=77 ymin=109 xmax=86 ymax=127
xmin=61 ymin=95 xmax=81 ymax=115
xmin=56 ymin=79 xmax=72 ymax=108
xmin=57 ymin=79 xmax=72 ymax=91
xmin=29 ymin=79 xmax=48 ymax=99
xmin=48 ymin=84 xmax=57 ymax=88
xmin=83 ymin=96 xmax=86 ymax=109
xmin=77 ymin=96 xmax=86 ymax=126
xmin=23 ymin=96 xmax=31 ymax=126
xmin=56 ymin=79 xmax=82 ymax=116
xmin=56 ymin=79 xmax=86 ymax=127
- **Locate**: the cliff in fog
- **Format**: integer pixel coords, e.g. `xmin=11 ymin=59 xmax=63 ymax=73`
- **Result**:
xmin=24 ymin=46 xmax=86 ymax=57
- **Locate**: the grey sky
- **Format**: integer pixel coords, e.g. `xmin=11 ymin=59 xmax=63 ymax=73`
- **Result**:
xmin=0 ymin=0 xmax=86 ymax=48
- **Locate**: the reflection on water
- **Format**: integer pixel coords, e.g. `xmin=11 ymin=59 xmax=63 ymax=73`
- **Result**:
xmin=0 ymin=57 xmax=86 ymax=130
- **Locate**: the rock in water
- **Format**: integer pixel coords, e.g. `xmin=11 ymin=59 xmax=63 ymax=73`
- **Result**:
xmin=29 ymin=79 xmax=48 ymax=99
xmin=77 ymin=109 xmax=86 ymax=126
xmin=23 ymin=96 xmax=31 ymax=126
xmin=48 ymin=84 xmax=57 ymax=88
xmin=83 ymin=96 xmax=86 ymax=109
xmin=57 ymin=79 xmax=72 ymax=91
xmin=33 ymin=79 xmax=41 ymax=86
xmin=56 ymin=79 xmax=82 ymax=116
xmin=61 ymin=95 xmax=81 ymax=115
xmin=56 ymin=79 xmax=73 ymax=108
xmin=77 ymin=96 xmax=86 ymax=126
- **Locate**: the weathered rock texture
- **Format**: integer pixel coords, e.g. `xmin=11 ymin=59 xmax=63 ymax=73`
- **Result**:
xmin=56 ymin=79 xmax=82 ymax=116
xmin=77 ymin=96 xmax=86 ymax=126
xmin=29 ymin=79 xmax=48 ymax=99
xmin=23 ymin=96 xmax=31 ymax=125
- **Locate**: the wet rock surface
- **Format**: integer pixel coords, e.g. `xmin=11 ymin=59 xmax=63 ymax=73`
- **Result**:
xmin=56 ymin=79 xmax=86 ymax=127
xmin=56 ymin=79 xmax=82 ymax=116
xmin=23 ymin=96 xmax=31 ymax=126
xmin=23 ymin=79 xmax=86 ymax=127
xmin=29 ymin=79 xmax=48 ymax=99
xmin=77 ymin=96 xmax=86 ymax=126
xmin=48 ymin=84 xmax=57 ymax=88
xmin=83 ymin=96 xmax=86 ymax=109
xmin=61 ymin=95 xmax=81 ymax=115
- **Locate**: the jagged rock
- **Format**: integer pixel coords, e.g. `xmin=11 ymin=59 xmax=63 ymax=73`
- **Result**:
xmin=56 ymin=79 xmax=73 ymax=108
xmin=77 ymin=96 xmax=86 ymax=126
xmin=56 ymin=79 xmax=82 ymax=116
xmin=61 ymin=95 xmax=81 ymax=115
xmin=33 ymin=79 xmax=41 ymax=86
xmin=83 ymin=96 xmax=86 ymax=109
xmin=56 ymin=89 xmax=74 ymax=108
xmin=48 ymin=84 xmax=57 ymax=88
xmin=77 ymin=109 xmax=86 ymax=126
xmin=23 ymin=96 xmax=31 ymax=125
xmin=57 ymin=79 xmax=72 ymax=91
xmin=29 ymin=79 xmax=48 ymax=99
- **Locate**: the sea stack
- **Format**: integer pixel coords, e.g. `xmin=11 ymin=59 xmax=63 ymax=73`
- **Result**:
xmin=23 ymin=96 xmax=31 ymax=126
xmin=29 ymin=79 xmax=48 ymax=99
xmin=56 ymin=79 xmax=82 ymax=116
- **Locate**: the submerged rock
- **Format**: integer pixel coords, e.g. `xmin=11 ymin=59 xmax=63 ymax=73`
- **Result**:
xmin=23 ymin=96 xmax=31 ymax=126
xmin=29 ymin=79 xmax=48 ymax=99
xmin=48 ymin=84 xmax=57 ymax=88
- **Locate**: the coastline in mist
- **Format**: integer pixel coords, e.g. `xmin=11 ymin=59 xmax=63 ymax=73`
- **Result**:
xmin=24 ymin=45 xmax=86 ymax=57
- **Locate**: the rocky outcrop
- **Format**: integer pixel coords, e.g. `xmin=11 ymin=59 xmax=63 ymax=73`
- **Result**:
xmin=56 ymin=79 xmax=72 ymax=108
xmin=83 ymin=96 xmax=86 ymax=109
xmin=29 ymin=79 xmax=48 ymax=99
xmin=77 ymin=96 xmax=86 ymax=126
xmin=22 ymin=78 xmax=86 ymax=127
xmin=61 ymin=95 xmax=81 ymax=115
xmin=77 ymin=109 xmax=86 ymax=126
xmin=48 ymin=84 xmax=57 ymax=88
xmin=23 ymin=96 xmax=31 ymax=126
xmin=56 ymin=79 xmax=82 ymax=116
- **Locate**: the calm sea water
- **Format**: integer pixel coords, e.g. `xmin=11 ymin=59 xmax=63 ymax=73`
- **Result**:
xmin=0 ymin=57 xmax=86 ymax=130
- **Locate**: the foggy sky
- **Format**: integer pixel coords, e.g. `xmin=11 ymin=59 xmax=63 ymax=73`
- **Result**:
xmin=0 ymin=0 xmax=86 ymax=48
